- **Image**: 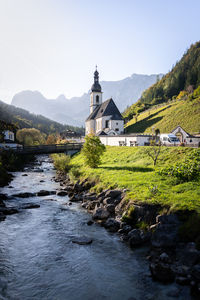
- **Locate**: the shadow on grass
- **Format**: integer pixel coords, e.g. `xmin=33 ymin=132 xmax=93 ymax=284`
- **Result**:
xmin=99 ymin=166 xmax=154 ymax=172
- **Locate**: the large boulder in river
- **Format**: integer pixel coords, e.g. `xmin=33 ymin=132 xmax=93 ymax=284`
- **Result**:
xmin=104 ymin=218 xmax=120 ymax=232
xmin=150 ymin=262 xmax=175 ymax=283
xmin=72 ymin=236 xmax=93 ymax=245
xmin=128 ymin=229 xmax=146 ymax=247
xmin=37 ymin=190 xmax=56 ymax=196
xmin=12 ymin=192 xmax=36 ymax=198
xmin=105 ymin=190 xmax=122 ymax=199
xmin=92 ymin=207 xmax=110 ymax=220
xmin=56 ymin=191 xmax=68 ymax=196
xmin=151 ymin=214 xmax=180 ymax=248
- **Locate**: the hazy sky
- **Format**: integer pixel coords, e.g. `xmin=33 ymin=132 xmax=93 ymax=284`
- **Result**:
xmin=0 ymin=0 xmax=200 ymax=103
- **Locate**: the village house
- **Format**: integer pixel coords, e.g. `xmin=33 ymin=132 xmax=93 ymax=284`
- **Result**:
xmin=171 ymin=126 xmax=200 ymax=147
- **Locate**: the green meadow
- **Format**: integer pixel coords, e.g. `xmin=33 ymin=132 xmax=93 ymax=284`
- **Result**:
xmin=70 ymin=146 xmax=200 ymax=213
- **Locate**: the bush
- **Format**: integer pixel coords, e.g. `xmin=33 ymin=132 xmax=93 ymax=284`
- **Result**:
xmin=82 ymin=134 xmax=106 ymax=168
xmin=69 ymin=166 xmax=81 ymax=181
xmin=159 ymin=150 xmax=200 ymax=182
xmin=51 ymin=154 xmax=71 ymax=172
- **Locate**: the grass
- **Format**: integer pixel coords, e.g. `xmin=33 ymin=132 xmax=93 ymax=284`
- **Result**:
xmin=70 ymin=146 xmax=200 ymax=213
xmin=125 ymin=98 xmax=200 ymax=134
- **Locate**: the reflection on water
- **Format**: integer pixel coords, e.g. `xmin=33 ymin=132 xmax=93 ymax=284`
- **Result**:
xmin=0 ymin=156 xmax=191 ymax=300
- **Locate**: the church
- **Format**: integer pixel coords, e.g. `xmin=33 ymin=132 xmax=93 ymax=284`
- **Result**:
xmin=85 ymin=68 xmax=124 ymax=136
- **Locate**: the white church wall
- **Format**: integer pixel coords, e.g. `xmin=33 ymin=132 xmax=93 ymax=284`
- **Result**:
xmin=99 ymin=135 xmax=151 ymax=146
xmin=85 ymin=120 xmax=96 ymax=135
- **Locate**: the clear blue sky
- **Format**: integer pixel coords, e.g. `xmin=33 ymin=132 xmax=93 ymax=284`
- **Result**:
xmin=0 ymin=0 xmax=199 ymax=103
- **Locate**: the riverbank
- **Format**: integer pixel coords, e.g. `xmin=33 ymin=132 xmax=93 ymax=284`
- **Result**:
xmin=52 ymin=146 xmax=200 ymax=298
xmin=54 ymin=170 xmax=200 ymax=298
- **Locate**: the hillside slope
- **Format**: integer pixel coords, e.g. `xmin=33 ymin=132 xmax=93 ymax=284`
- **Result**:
xmin=0 ymin=100 xmax=83 ymax=135
xmin=125 ymin=97 xmax=200 ymax=134
xmin=124 ymin=41 xmax=200 ymax=120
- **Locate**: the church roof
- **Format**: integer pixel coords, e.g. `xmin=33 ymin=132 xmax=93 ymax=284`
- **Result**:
xmin=95 ymin=98 xmax=123 ymax=120
xmin=86 ymin=105 xmax=100 ymax=121
xmin=96 ymin=130 xmax=107 ymax=136
xmin=86 ymin=98 xmax=123 ymax=121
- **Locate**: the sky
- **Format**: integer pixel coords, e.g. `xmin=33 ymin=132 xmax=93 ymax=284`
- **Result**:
xmin=0 ymin=0 xmax=200 ymax=103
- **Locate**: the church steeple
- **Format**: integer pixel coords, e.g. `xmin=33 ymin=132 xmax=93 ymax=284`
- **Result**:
xmin=90 ymin=66 xmax=102 ymax=113
xmin=91 ymin=66 xmax=102 ymax=92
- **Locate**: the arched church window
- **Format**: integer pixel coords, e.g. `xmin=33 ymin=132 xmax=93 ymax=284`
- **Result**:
xmin=96 ymin=95 xmax=99 ymax=104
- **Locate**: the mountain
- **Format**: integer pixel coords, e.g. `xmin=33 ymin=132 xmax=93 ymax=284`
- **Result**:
xmin=11 ymin=73 xmax=163 ymax=126
xmin=0 ymin=100 xmax=84 ymax=135
xmin=124 ymin=41 xmax=200 ymax=120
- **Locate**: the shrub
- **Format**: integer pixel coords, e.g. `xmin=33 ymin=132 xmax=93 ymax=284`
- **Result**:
xmin=51 ymin=154 xmax=71 ymax=172
xmin=69 ymin=166 xmax=81 ymax=181
xmin=82 ymin=134 xmax=106 ymax=168
xmin=159 ymin=150 xmax=200 ymax=182
xmin=121 ymin=206 xmax=135 ymax=223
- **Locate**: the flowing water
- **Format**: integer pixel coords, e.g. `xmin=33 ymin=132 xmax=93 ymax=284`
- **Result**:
xmin=0 ymin=156 xmax=191 ymax=300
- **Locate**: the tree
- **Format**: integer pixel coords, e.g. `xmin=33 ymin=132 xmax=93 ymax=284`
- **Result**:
xmin=46 ymin=134 xmax=57 ymax=144
xmin=82 ymin=134 xmax=106 ymax=168
xmin=16 ymin=128 xmax=46 ymax=145
xmin=144 ymin=129 xmax=161 ymax=166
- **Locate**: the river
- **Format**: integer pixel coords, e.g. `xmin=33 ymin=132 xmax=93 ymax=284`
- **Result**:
xmin=0 ymin=155 xmax=191 ymax=300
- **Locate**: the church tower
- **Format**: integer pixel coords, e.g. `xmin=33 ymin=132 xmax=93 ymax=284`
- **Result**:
xmin=90 ymin=66 xmax=102 ymax=114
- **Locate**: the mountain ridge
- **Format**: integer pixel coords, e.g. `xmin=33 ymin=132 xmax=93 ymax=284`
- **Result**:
xmin=11 ymin=73 xmax=163 ymax=126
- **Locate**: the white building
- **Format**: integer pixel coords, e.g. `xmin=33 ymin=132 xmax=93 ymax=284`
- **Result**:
xmin=3 ymin=130 xmax=15 ymax=142
xmin=171 ymin=126 xmax=200 ymax=147
xmin=85 ymin=68 xmax=124 ymax=136
xmin=99 ymin=134 xmax=152 ymax=147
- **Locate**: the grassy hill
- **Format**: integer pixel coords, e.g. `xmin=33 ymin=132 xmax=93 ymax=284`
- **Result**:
xmin=0 ymin=100 xmax=84 ymax=135
xmin=124 ymin=41 xmax=200 ymax=127
xmin=69 ymin=146 xmax=200 ymax=212
xmin=125 ymin=97 xmax=200 ymax=134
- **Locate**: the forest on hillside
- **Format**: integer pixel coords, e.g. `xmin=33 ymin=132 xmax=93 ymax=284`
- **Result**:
xmin=0 ymin=100 xmax=84 ymax=135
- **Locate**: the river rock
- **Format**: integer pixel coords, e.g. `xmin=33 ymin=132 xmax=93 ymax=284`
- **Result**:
xmin=0 ymin=212 xmax=6 ymax=221
xmin=128 ymin=229 xmax=145 ymax=247
xmin=106 ymin=204 xmax=115 ymax=214
xmin=87 ymin=220 xmax=94 ymax=226
xmin=118 ymin=225 xmax=132 ymax=234
xmin=0 ymin=193 xmax=9 ymax=200
xmin=191 ymin=264 xmax=200 ymax=282
xmin=103 ymin=197 xmax=115 ymax=205
xmin=0 ymin=207 xmax=19 ymax=215
xmin=37 ymin=190 xmax=56 ymax=196
xmin=72 ymin=236 xmax=93 ymax=245
xmin=57 ymin=191 xmax=68 ymax=196
xmin=105 ymin=190 xmax=122 ymax=199
xmin=104 ymin=218 xmax=120 ymax=232
xmin=150 ymin=262 xmax=175 ymax=283
xmin=176 ymin=243 xmax=200 ymax=267
xmin=166 ymin=287 xmax=180 ymax=297
xmin=92 ymin=207 xmax=110 ymax=220
xmin=22 ymin=174 xmax=28 ymax=176
xmin=21 ymin=203 xmax=40 ymax=209
xmin=151 ymin=222 xmax=179 ymax=248
xmin=175 ymin=276 xmax=190 ymax=285
xmin=12 ymin=192 xmax=36 ymax=198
